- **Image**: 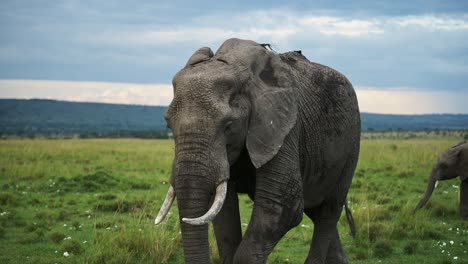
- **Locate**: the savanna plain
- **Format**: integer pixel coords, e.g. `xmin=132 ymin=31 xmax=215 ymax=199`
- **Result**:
xmin=1 ymin=135 xmax=468 ymax=263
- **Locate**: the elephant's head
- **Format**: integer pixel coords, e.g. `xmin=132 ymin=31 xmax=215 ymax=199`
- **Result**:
xmin=154 ymin=38 xmax=298 ymax=261
xmin=431 ymin=141 xmax=467 ymax=180
xmin=414 ymin=141 xmax=467 ymax=213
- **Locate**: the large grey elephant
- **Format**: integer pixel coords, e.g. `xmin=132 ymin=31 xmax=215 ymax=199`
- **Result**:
xmin=155 ymin=38 xmax=361 ymax=264
xmin=414 ymin=141 xmax=468 ymax=218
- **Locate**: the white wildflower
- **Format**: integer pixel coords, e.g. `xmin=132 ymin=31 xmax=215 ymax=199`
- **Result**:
xmin=450 ymin=241 xmax=454 ymax=245
xmin=63 ymin=252 xmax=69 ymax=257
xmin=454 ymin=256 xmax=458 ymax=260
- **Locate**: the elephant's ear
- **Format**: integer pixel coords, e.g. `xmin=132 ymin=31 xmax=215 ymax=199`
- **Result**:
xmin=186 ymin=47 xmax=213 ymax=67
xmin=246 ymin=51 xmax=298 ymax=168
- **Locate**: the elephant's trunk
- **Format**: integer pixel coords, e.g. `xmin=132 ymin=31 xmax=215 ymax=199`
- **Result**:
xmin=413 ymin=170 xmax=438 ymax=214
xmin=177 ymin=182 xmax=211 ymax=263
xmin=175 ymin=160 xmax=212 ymax=263
xmin=172 ymin=138 xmax=229 ymax=263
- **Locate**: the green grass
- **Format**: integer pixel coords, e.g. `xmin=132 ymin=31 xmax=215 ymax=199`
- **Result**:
xmin=1 ymin=138 xmax=468 ymax=263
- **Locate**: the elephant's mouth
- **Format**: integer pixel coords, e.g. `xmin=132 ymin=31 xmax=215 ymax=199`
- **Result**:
xmin=154 ymin=181 xmax=228 ymax=225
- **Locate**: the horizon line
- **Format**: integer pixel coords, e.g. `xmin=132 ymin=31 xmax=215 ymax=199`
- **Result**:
xmin=1 ymin=97 xmax=468 ymax=116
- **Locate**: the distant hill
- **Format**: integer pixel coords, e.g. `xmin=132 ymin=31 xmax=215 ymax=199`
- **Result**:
xmin=0 ymin=99 xmax=467 ymax=138
xmin=361 ymin=113 xmax=468 ymax=131
xmin=0 ymin=99 xmax=168 ymax=138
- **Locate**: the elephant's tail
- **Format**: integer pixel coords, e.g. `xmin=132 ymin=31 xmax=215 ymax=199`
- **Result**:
xmin=345 ymin=202 xmax=356 ymax=238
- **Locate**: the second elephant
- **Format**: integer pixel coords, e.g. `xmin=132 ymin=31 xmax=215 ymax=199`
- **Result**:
xmin=414 ymin=141 xmax=468 ymax=218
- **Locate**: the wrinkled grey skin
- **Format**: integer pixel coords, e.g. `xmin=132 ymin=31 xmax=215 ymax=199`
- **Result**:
xmin=414 ymin=141 xmax=468 ymax=218
xmin=162 ymin=38 xmax=361 ymax=263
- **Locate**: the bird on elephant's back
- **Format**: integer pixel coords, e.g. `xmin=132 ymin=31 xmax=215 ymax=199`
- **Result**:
xmin=155 ymin=38 xmax=360 ymax=264
xmin=414 ymin=140 xmax=468 ymax=219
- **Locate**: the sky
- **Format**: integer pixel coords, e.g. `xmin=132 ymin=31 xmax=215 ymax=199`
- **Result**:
xmin=0 ymin=0 xmax=467 ymax=114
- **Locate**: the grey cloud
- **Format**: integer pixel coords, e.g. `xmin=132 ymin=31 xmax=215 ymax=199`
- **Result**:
xmin=0 ymin=3 xmax=467 ymax=90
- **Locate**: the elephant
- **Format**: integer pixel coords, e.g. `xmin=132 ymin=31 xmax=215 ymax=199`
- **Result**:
xmin=414 ymin=140 xmax=468 ymax=218
xmin=155 ymin=38 xmax=361 ymax=264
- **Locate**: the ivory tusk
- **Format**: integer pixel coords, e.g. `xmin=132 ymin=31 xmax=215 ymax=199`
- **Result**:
xmin=154 ymin=185 xmax=175 ymax=225
xmin=182 ymin=181 xmax=227 ymax=225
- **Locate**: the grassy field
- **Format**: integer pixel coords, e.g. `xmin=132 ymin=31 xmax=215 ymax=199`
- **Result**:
xmin=1 ymin=138 xmax=468 ymax=263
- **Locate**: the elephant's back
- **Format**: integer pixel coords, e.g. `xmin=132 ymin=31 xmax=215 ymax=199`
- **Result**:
xmin=279 ymin=51 xmax=359 ymax=121
xmin=280 ymin=51 xmax=361 ymax=208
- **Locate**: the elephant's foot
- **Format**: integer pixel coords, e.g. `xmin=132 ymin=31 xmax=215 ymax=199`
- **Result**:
xmin=304 ymin=198 xmax=347 ymax=264
xmin=324 ymin=229 xmax=348 ymax=264
xmin=304 ymin=224 xmax=347 ymax=264
xmin=460 ymin=180 xmax=468 ymax=219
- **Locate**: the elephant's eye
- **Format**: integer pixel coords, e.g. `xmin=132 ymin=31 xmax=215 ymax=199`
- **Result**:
xmin=224 ymin=121 xmax=233 ymax=134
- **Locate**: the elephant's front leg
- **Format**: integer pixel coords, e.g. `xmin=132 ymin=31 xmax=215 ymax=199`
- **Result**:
xmin=213 ymin=180 xmax=242 ymax=263
xmin=233 ymin=154 xmax=303 ymax=263
xmin=460 ymin=179 xmax=468 ymax=219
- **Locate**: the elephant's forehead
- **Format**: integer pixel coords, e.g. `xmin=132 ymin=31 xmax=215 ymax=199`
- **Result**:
xmin=167 ymin=75 xmax=231 ymax=121
xmin=175 ymin=59 xmax=231 ymax=81
xmin=173 ymin=65 xmax=236 ymax=98
xmin=166 ymin=93 xmax=227 ymax=130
